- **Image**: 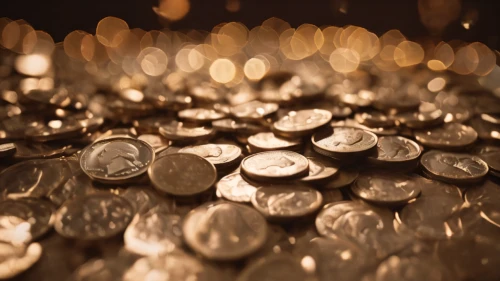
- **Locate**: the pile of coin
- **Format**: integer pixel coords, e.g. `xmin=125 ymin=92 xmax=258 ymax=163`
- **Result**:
xmin=1 ymin=49 xmax=500 ymax=281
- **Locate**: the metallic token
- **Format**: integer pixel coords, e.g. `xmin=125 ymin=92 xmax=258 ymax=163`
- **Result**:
xmin=410 ymin=175 xmax=462 ymax=198
xmin=352 ymin=172 xmax=421 ymax=205
xmin=480 ymin=113 xmax=500 ymax=125
xmin=322 ymin=168 xmax=359 ymax=189
xmin=158 ymin=121 xmax=214 ymax=142
xmin=355 ymin=111 xmax=395 ymax=128
xmin=251 ymin=185 xmax=323 ymax=220
xmin=178 ymin=108 xmax=226 ymax=123
xmin=25 ymin=119 xmax=85 ymax=142
xmin=241 ymin=150 xmax=309 ymax=182
xmin=133 ymin=116 xmax=174 ymax=134
xmin=124 ymin=207 xmax=183 ymax=256
xmin=212 ymin=118 xmax=265 ymax=134
xmin=247 ymin=132 xmax=301 ymax=153
xmin=13 ymin=141 xmax=71 ymax=160
xmin=312 ymin=127 xmax=378 ymax=159
xmin=148 ymin=153 xmax=217 ymax=196
xmin=216 ymin=173 xmax=259 ymax=203
xmin=179 ymin=144 xmax=242 ymax=168
xmin=54 ymin=193 xmax=134 ymax=240
xmin=300 ymin=157 xmax=339 ymax=183
xmin=396 ymin=109 xmax=444 ymax=129
xmin=236 ymin=254 xmax=314 ymax=281
xmin=0 ymin=143 xmax=15 ymax=158
xmin=0 ymin=242 xmax=42 ymax=279
xmin=414 ymin=123 xmax=478 ymax=150
xmin=465 ymin=180 xmax=500 ymax=204
xmin=273 ymin=109 xmax=332 ymax=138
xmin=24 ymin=88 xmax=71 ymax=107
xmin=420 ymin=150 xmax=489 ymax=184
xmin=137 ymin=134 xmax=170 ymax=153
xmin=183 ymin=201 xmax=267 ymax=260
xmin=367 ymin=136 xmax=421 ymax=166
xmin=321 ymin=189 xmax=344 ymax=205
xmin=332 ymin=119 xmax=399 ymax=136
xmin=330 ymin=106 xmax=353 ymax=118
xmin=374 ymin=255 xmax=453 ymax=281
xmin=230 ymin=100 xmax=279 ymax=120
xmin=478 ymin=151 xmax=500 ymax=173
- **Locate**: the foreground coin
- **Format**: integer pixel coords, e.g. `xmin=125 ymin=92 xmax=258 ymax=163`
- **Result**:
xmin=0 ymin=242 xmax=42 ymax=279
xmin=241 ymin=150 xmax=309 ymax=182
xmin=367 ymin=136 xmax=421 ymax=167
xmin=251 ymin=185 xmax=323 ymax=220
xmin=216 ymin=173 xmax=260 ymax=203
xmin=247 ymin=132 xmax=301 ymax=153
xmin=420 ymin=150 xmax=489 ymax=184
xmin=352 ymin=172 xmax=421 ymax=205
xmin=179 ymin=144 xmax=242 ymax=169
xmin=54 ymin=193 xmax=134 ymax=240
xmin=273 ymin=109 xmax=332 ymax=138
xmin=79 ymin=137 xmax=155 ymax=184
xmin=183 ymin=202 xmax=267 ymax=260
xmin=414 ymin=123 xmax=478 ymax=150
xmin=300 ymin=157 xmax=339 ymax=184
xmin=149 ymin=153 xmax=217 ymax=196
xmin=312 ymin=127 xmax=378 ymax=159
xmin=237 ymin=254 xmax=315 ymax=281
xmin=158 ymin=121 xmax=214 ymax=142
xmin=230 ymin=100 xmax=279 ymax=120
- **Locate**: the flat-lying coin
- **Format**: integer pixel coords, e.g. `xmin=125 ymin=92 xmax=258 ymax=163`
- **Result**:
xmin=352 ymin=172 xmax=421 ymax=205
xmin=247 ymin=132 xmax=301 ymax=153
xmin=374 ymin=255 xmax=454 ymax=281
xmin=312 ymin=127 xmax=377 ymax=159
xmin=183 ymin=202 xmax=267 ymax=260
xmin=159 ymin=121 xmax=214 ymax=142
xmin=179 ymin=144 xmax=241 ymax=169
xmin=231 ymin=100 xmax=279 ymax=120
xmin=396 ymin=109 xmax=444 ymax=129
xmin=178 ymin=108 xmax=226 ymax=123
xmin=300 ymin=157 xmax=339 ymax=184
xmin=414 ymin=123 xmax=478 ymax=150
xmin=251 ymin=185 xmax=323 ymax=220
xmin=25 ymin=119 xmax=85 ymax=142
xmin=79 ymin=137 xmax=154 ymax=184
xmin=273 ymin=109 xmax=332 ymax=138
xmin=54 ymin=193 xmax=134 ymax=240
xmin=241 ymin=150 xmax=309 ymax=182
xmin=216 ymin=173 xmax=260 ymax=203
xmin=367 ymin=136 xmax=421 ymax=168
xmin=149 ymin=153 xmax=217 ymax=196
xmin=420 ymin=150 xmax=489 ymax=184
xmin=133 ymin=116 xmax=174 ymax=134
xmin=13 ymin=142 xmax=71 ymax=160
xmin=355 ymin=111 xmax=395 ymax=128
xmin=236 ymin=254 xmax=314 ymax=281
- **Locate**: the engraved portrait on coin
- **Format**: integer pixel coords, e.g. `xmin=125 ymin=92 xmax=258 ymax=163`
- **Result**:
xmin=421 ymin=151 xmax=489 ymax=183
xmin=273 ymin=109 xmax=332 ymax=137
xmin=241 ymin=151 xmax=309 ymax=181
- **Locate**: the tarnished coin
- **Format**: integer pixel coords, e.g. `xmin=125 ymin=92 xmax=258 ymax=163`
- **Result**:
xmin=273 ymin=109 xmax=332 ymax=138
xmin=248 ymin=132 xmax=301 ymax=153
xmin=179 ymin=144 xmax=241 ymax=168
xmin=137 ymin=134 xmax=170 ymax=153
xmin=241 ymin=150 xmax=309 ymax=182
xmin=54 ymin=193 xmax=134 ymax=240
xmin=352 ymin=172 xmax=421 ymax=205
xmin=231 ymin=100 xmax=279 ymax=120
xmin=0 ymin=143 xmax=15 ymax=158
xmin=236 ymin=254 xmax=314 ymax=281
xmin=25 ymin=119 xmax=85 ymax=142
xmin=321 ymin=189 xmax=344 ymax=205
xmin=183 ymin=202 xmax=267 ymax=260
xmin=414 ymin=123 xmax=478 ymax=150
xmin=312 ymin=127 xmax=378 ymax=159
xmin=332 ymin=119 xmax=399 ymax=136
xmin=0 ymin=242 xmax=42 ymax=279
xmin=322 ymin=168 xmax=359 ymax=189
xmin=124 ymin=207 xmax=183 ymax=256
xmin=251 ymin=185 xmax=323 ymax=220
xmin=79 ymin=137 xmax=154 ymax=184
xmin=217 ymin=173 xmax=259 ymax=203
xmin=158 ymin=121 xmax=214 ymax=142
xmin=420 ymin=150 xmax=489 ymax=184
xmin=0 ymin=198 xmax=54 ymax=244
xmin=149 ymin=153 xmax=217 ymax=196
xmin=300 ymin=157 xmax=339 ymax=183
xmin=178 ymin=108 xmax=226 ymax=123
xmin=367 ymin=136 xmax=421 ymax=166
xmin=465 ymin=180 xmax=500 ymax=204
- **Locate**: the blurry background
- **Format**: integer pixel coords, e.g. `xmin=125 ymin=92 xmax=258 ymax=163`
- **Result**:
xmin=2 ymin=0 xmax=499 ymax=49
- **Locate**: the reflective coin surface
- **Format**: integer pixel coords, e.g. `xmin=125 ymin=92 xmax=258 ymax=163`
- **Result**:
xmin=183 ymin=202 xmax=268 ymax=260
xmin=0 ymin=143 xmax=16 ymax=158
xmin=158 ymin=121 xmax=214 ymax=141
xmin=148 ymin=153 xmax=217 ymax=196
xmin=241 ymin=150 xmax=309 ymax=181
xmin=312 ymin=127 xmax=378 ymax=157
xmin=352 ymin=172 xmax=421 ymax=205
xmin=414 ymin=123 xmax=478 ymax=149
xmin=248 ymin=132 xmax=301 ymax=152
xmin=137 ymin=134 xmax=170 ymax=152
xmin=217 ymin=173 xmax=260 ymax=203
xmin=231 ymin=100 xmax=279 ymax=120
xmin=273 ymin=109 xmax=332 ymax=137
xmin=80 ymin=137 xmax=154 ymax=183
xmin=368 ymin=136 xmax=421 ymax=163
xmin=54 ymin=193 xmax=134 ymax=240
xmin=178 ymin=108 xmax=226 ymax=122
xmin=300 ymin=157 xmax=339 ymax=183
xmin=179 ymin=144 xmax=241 ymax=168
xmin=479 ymin=151 xmax=500 ymax=172
xmin=25 ymin=119 xmax=84 ymax=142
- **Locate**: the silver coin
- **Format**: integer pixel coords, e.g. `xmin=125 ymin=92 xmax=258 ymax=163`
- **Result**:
xmin=178 ymin=108 xmax=226 ymax=123
xmin=368 ymin=136 xmax=421 ymax=163
xmin=124 ymin=207 xmax=183 ymax=256
xmin=251 ymin=185 xmax=323 ymax=220
xmin=0 ymin=242 xmax=42 ymax=279
xmin=183 ymin=201 xmax=267 ymax=260
xmin=300 ymin=157 xmax=340 ymax=183
xmin=247 ymin=132 xmax=301 ymax=152
xmin=149 ymin=153 xmax=217 ymax=196
xmin=273 ymin=109 xmax=332 ymax=138
xmin=312 ymin=127 xmax=378 ymax=158
xmin=420 ymin=150 xmax=489 ymax=184
xmin=119 ymin=186 xmax=175 ymax=215
xmin=352 ymin=172 xmax=421 ymax=205
xmin=79 ymin=137 xmax=154 ymax=183
xmin=396 ymin=109 xmax=444 ymax=129
xmin=332 ymin=119 xmax=399 ymax=136
xmin=216 ymin=173 xmax=259 ymax=203
xmin=479 ymin=151 xmax=500 ymax=173
xmin=414 ymin=123 xmax=478 ymax=150
xmin=236 ymin=254 xmax=314 ymax=281
xmin=54 ymin=193 xmax=134 ymax=240
xmin=159 ymin=121 xmax=214 ymax=141
xmin=241 ymin=150 xmax=309 ymax=181
xmin=179 ymin=144 xmax=241 ymax=168
xmin=230 ymin=100 xmax=279 ymax=120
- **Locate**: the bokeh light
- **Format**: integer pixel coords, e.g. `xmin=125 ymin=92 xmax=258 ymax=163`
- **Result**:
xmin=210 ymin=58 xmax=236 ymax=83
xmin=329 ymin=48 xmax=360 ymax=73
xmin=154 ymin=0 xmax=191 ymax=21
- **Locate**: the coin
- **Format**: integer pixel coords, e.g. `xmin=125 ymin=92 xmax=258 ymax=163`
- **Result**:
xmin=179 ymin=144 xmax=242 ymax=168
xmin=414 ymin=123 xmax=478 ymax=150
xmin=158 ymin=121 xmax=214 ymax=142
xmin=322 ymin=168 xmax=359 ymax=189
xmin=300 ymin=157 xmax=339 ymax=183
xmin=478 ymin=151 xmax=500 ymax=173
xmin=273 ymin=109 xmax=332 ymax=138
xmin=247 ymin=132 xmax=301 ymax=153
xmin=410 ymin=175 xmax=462 ymax=198
xmin=251 ymin=184 xmax=322 ymax=220
xmin=0 ymin=143 xmax=15 ymax=158
xmin=351 ymin=172 xmax=421 ymax=205
xmin=183 ymin=201 xmax=267 ymax=260
xmin=231 ymin=100 xmax=279 ymax=120
xmin=321 ymin=189 xmax=344 ymax=205
xmin=178 ymin=108 xmax=226 ymax=123
xmin=148 ymin=153 xmax=217 ymax=196
xmin=236 ymin=254 xmax=314 ymax=281
xmin=312 ymin=127 xmax=378 ymax=159
xmin=13 ymin=141 xmax=71 ymax=160
xmin=54 ymin=193 xmax=134 ymax=240
xmin=374 ymin=255 xmax=453 ymax=281
xmin=137 ymin=134 xmax=170 ymax=153
xmin=216 ymin=173 xmax=259 ymax=203
xmin=355 ymin=111 xmax=395 ymax=128
xmin=212 ymin=118 xmax=265 ymax=134
xmin=133 ymin=116 xmax=174 ymax=134
xmin=367 ymin=136 xmax=421 ymax=167
xmin=420 ymin=150 xmax=489 ymax=184
xmin=241 ymin=150 xmax=309 ymax=182
xmin=0 ymin=242 xmax=42 ymax=279
xmin=25 ymin=119 xmax=85 ymax=142
xmin=79 ymin=137 xmax=154 ymax=184
xmin=396 ymin=109 xmax=444 ymax=129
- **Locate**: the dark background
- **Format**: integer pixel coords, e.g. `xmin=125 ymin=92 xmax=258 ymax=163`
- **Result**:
xmin=2 ymin=0 xmax=499 ymax=48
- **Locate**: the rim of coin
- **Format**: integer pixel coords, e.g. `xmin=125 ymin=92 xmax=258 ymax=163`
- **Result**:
xmin=352 ymin=172 xmax=421 ymax=205
xmin=367 ymin=136 xmax=421 ymax=163
xmin=216 ymin=172 xmax=260 ymax=203
xmin=25 ymin=119 xmax=85 ymax=142
xmin=158 ymin=121 xmax=214 ymax=142
xmin=247 ymin=132 xmax=302 ymax=153
xmin=272 ymin=109 xmax=332 ymax=138
xmin=212 ymin=118 xmax=266 ymax=135
xmin=241 ymin=150 xmax=309 ymax=182
xmin=178 ymin=143 xmax=242 ymax=168
xmin=148 ymin=153 xmax=217 ymax=196
xmin=311 ymin=127 xmax=378 ymax=158
xmin=299 ymin=156 xmax=340 ymax=183
xmin=79 ymin=137 xmax=155 ymax=183
xmin=414 ymin=123 xmax=478 ymax=150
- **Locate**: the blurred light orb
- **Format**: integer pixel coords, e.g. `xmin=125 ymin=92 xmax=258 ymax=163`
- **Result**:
xmin=210 ymin=58 xmax=236 ymax=83
xmin=154 ymin=0 xmax=190 ymax=21
xmin=427 ymin=77 xmax=446 ymax=92
xmin=394 ymin=41 xmax=425 ymax=67
xmin=14 ymin=54 xmax=51 ymax=76
xmin=138 ymin=47 xmax=168 ymax=76
xmin=96 ymin=17 xmax=129 ymax=47
xmin=329 ymin=48 xmax=360 ymax=73
xmin=244 ymin=58 xmax=267 ymax=80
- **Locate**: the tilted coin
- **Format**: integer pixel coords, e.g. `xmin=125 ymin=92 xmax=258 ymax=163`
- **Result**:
xmin=273 ymin=109 xmax=332 ymax=138
xmin=367 ymin=136 xmax=421 ymax=166
xmin=469 ymin=116 xmax=500 ymax=141
xmin=355 ymin=111 xmax=395 ymax=128
xmin=54 ymin=193 xmax=134 ymax=240
xmin=183 ymin=202 xmax=267 ymax=260
xmin=300 ymin=157 xmax=339 ymax=183
xmin=312 ymin=127 xmax=378 ymax=159
xmin=478 ymin=151 xmax=500 ymax=173
xmin=322 ymin=168 xmax=359 ymax=189
xmin=230 ymin=100 xmax=279 ymax=120
xmin=247 ymin=132 xmax=301 ymax=152
xmin=321 ymin=189 xmax=344 ymax=205
xmin=79 ymin=137 xmax=154 ymax=184
xmin=158 ymin=121 xmax=214 ymax=142
xmin=352 ymin=172 xmax=421 ymax=205
xmin=414 ymin=123 xmax=478 ymax=150
xmin=251 ymin=185 xmax=323 ymax=220
xmin=212 ymin=118 xmax=265 ymax=134
xmin=236 ymin=254 xmax=315 ymax=281
xmin=0 ymin=242 xmax=42 ymax=279
xmin=178 ymin=108 xmax=226 ymax=123
xmin=149 ymin=153 xmax=217 ymax=196
xmin=241 ymin=150 xmax=309 ymax=182
xmin=0 ymin=143 xmax=15 ymax=158
xmin=396 ymin=109 xmax=444 ymax=129
xmin=25 ymin=119 xmax=85 ymax=142
xmin=216 ymin=173 xmax=260 ymax=203
xmin=179 ymin=144 xmax=241 ymax=168
xmin=420 ymin=150 xmax=489 ymax=184
xmin=137 ymin=134 xmax=170 ymax=153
